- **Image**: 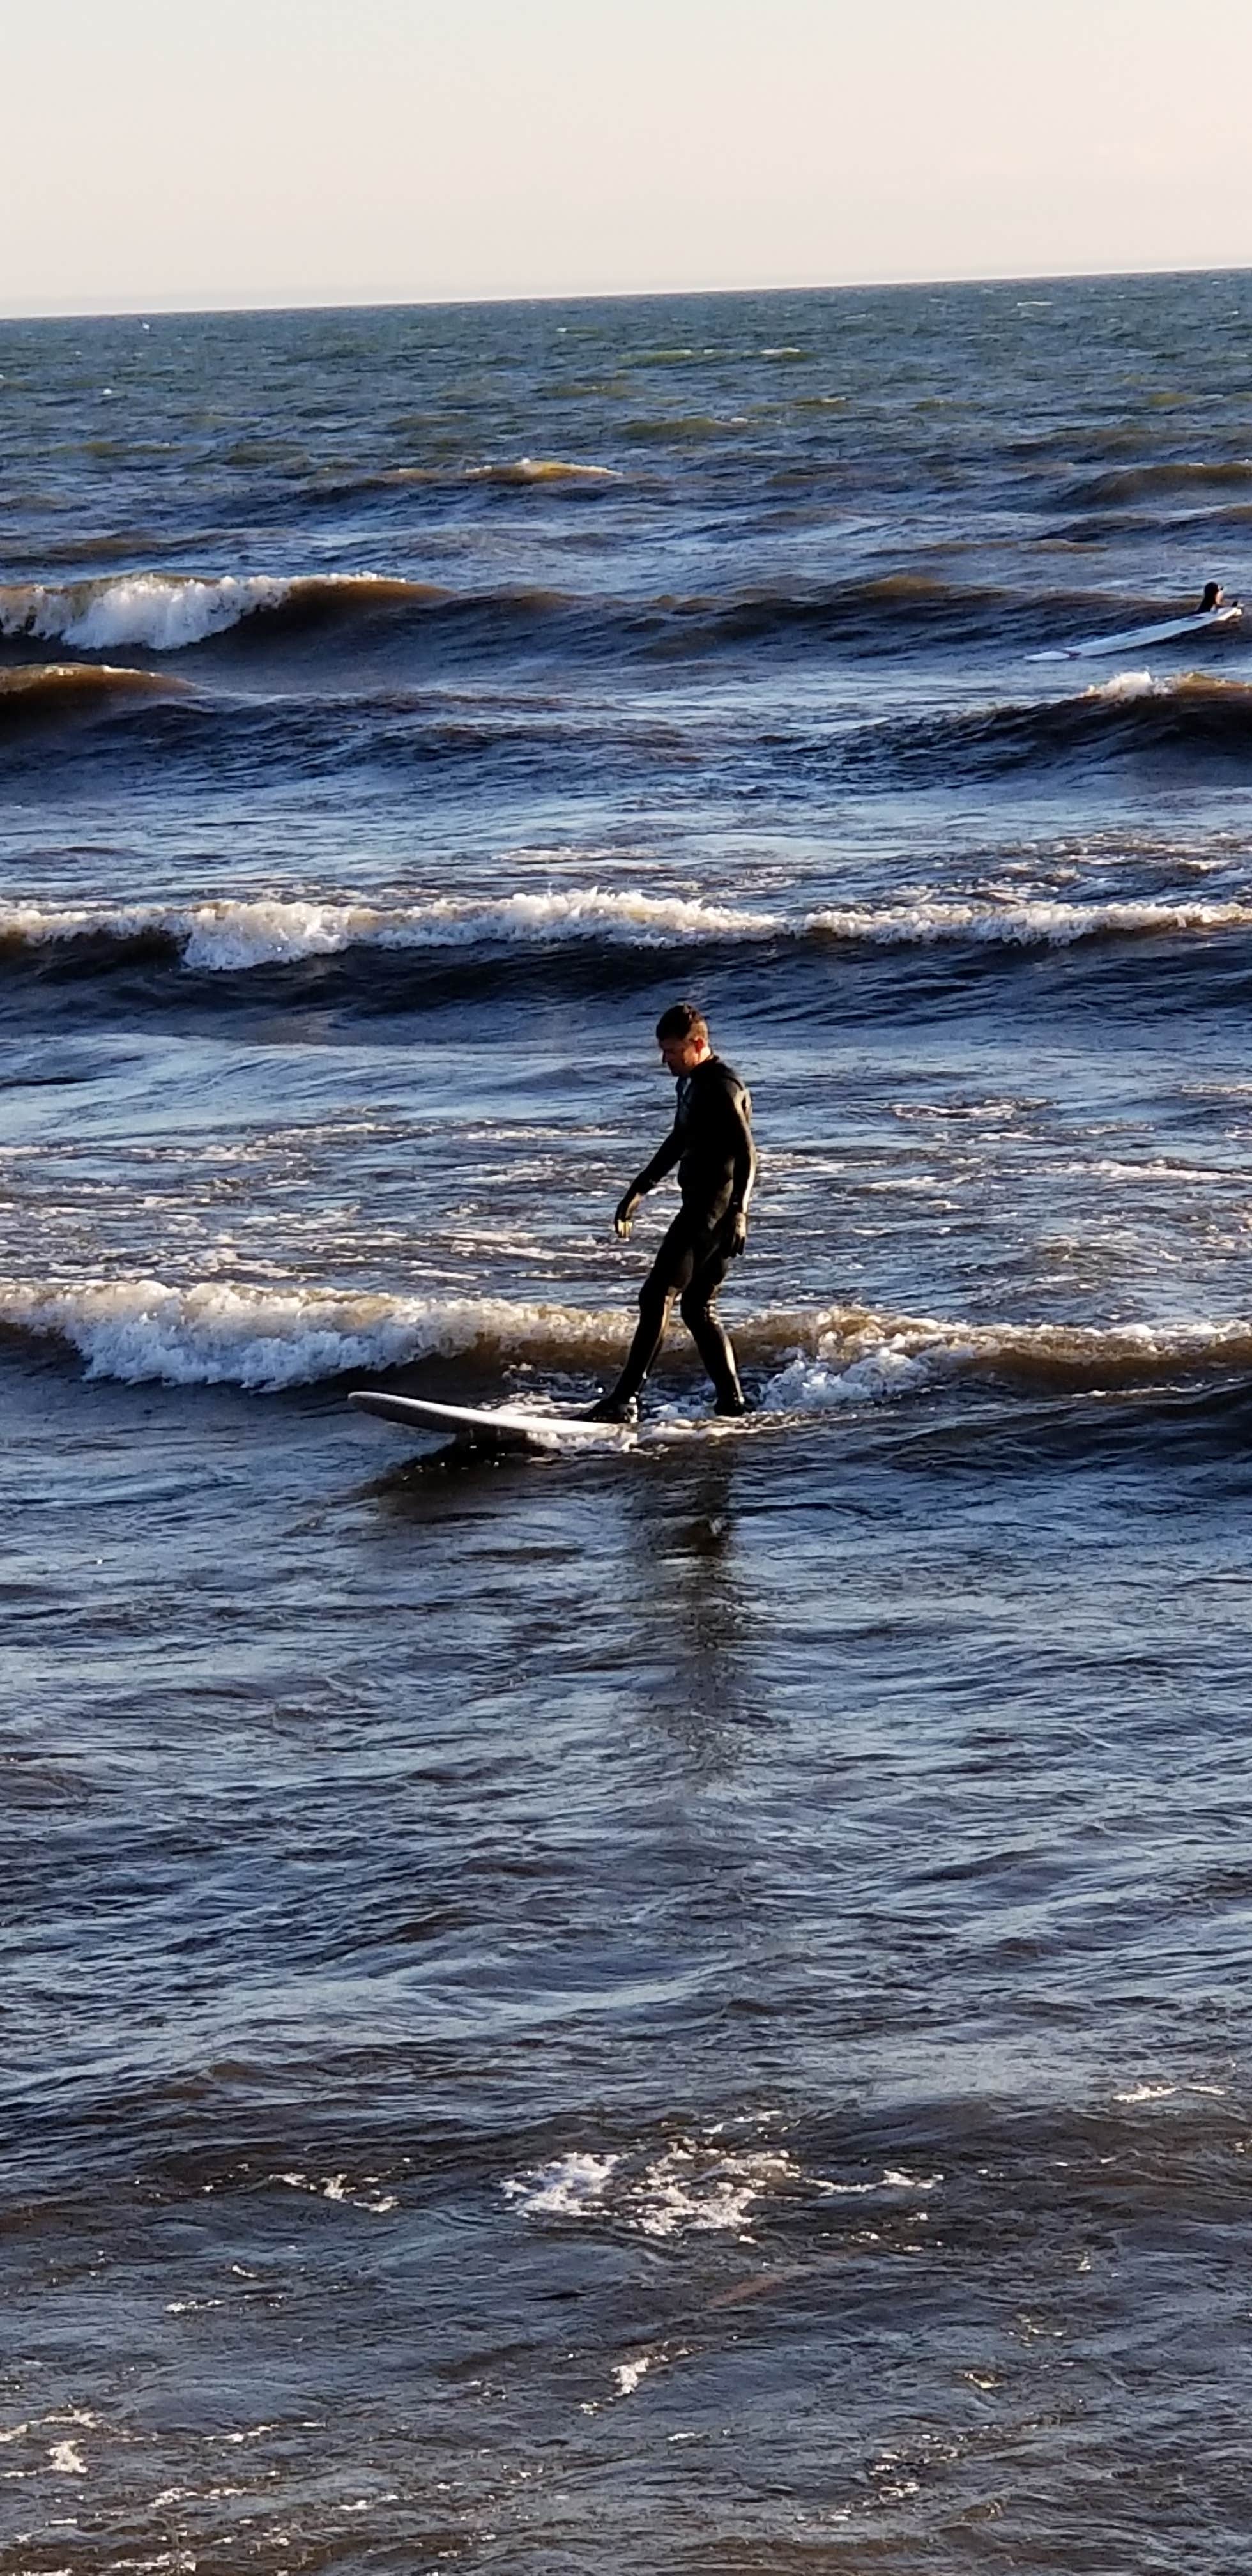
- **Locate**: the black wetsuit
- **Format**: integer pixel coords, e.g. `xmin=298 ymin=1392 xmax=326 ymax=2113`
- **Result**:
xmin=607 ymin=1055 xmax=758 ymax=1410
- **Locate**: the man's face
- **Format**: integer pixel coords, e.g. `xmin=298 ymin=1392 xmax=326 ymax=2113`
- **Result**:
xmin=659 ymin=1032 xmax=706 ymax=1077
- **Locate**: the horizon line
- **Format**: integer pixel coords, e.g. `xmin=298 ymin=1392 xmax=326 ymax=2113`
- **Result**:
xmin=2 ymin=256 xmax=1249 ymax=326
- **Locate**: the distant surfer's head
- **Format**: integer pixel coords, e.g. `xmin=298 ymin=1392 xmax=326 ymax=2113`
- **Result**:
xmin=1201 ymin=580 xmax=1223 ymax=611
xmin=655 ymin=1000 xmax=711 ymax=1075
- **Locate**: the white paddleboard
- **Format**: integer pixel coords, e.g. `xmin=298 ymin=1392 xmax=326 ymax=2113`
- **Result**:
xmin=349 ymin=1388 xmax=634 ymax=1451
xmin=1028 ymin=602 xmax=1242 ymax=663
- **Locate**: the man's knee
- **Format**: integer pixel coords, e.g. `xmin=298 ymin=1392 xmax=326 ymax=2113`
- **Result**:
xmin=679 ymin=1284 xmax=711 ymax=1331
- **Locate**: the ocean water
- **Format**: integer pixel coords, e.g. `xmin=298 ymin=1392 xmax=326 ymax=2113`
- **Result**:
xmin=4 ymin=272 xmax=1252 ymax=2572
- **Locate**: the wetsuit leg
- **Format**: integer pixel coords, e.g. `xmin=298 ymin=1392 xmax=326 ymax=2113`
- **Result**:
xmin=679 ymin=1230 xmax=745 ymax=1411
xmin=603 ymin=1211 xmax=699 ymax=1407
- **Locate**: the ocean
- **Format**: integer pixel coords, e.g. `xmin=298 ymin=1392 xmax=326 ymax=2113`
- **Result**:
xmin=4 ymin=270 xmax=1252 ymax=2572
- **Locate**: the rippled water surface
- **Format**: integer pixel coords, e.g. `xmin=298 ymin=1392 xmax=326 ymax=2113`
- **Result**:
xmin=4 ymin=274 xmax=1252 ymax=2573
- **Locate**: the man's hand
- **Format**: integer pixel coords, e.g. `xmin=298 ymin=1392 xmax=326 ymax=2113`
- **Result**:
xmin=614 ymin=1191 xmax=641 ymax=1240
xmin=728 ymin=1207 xmax=748 ymax=1257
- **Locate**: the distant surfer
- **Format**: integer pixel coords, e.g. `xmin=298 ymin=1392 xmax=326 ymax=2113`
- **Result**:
xmin=590 ymin=1003 xmax=757 ymax=1423
xmin=1200 ymin=581 xmax=1225 ymax=613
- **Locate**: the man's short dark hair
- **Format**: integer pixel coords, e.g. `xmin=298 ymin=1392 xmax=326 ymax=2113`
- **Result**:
xmin=655 ymin=1002 xmax=708 ymax=1044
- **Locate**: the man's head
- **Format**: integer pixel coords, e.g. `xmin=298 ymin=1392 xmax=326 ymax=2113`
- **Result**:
xmin=1202 ymin=580 xmax=1224 ymax=611
xmin=655 ymin=1001 xmax=712 ymax=1077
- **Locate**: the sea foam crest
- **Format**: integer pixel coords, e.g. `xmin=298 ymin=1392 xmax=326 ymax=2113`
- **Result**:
xmin=805 ymin=893 xmax=1252 ymax=948
xmin=767 ymin=1306 xmax=1252 ymax=1409
xmin=0 ymin=572 xmax=298 ymax=652
xmin=4 ymin=1275 xmax=1252 ymax=1397
xmin=4 ymin=886 xmax=1252 ymax=972
xmin=0 ymin=1277 xmax=625 ymax=1391
xmin=0 ymin=569 xmax=426 ymax=652
xmin=0 ymin=887 xmax=779 ymax=969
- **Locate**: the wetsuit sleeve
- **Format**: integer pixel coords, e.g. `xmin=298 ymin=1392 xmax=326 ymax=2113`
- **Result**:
xmin=728 ymin=1085 xmax=757 ymax=1218
xmin=630 ymin=1125 xmax=682 ymax=1199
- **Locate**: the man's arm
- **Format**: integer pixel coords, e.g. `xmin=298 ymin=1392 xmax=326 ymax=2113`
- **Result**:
xmin=614 ymin=1128 xmax=682 ymax=1238
xmin=726 ymin=1086 xmax=757 ymax=1255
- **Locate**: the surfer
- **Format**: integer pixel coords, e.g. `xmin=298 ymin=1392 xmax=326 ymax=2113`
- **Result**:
xmin=590 ymin=1003 xmax=757 ymax=1424
xmin=1200 ymin=581 xmax=1225 ymax=613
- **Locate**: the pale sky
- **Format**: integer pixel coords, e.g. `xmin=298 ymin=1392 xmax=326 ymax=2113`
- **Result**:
xmin=6 ymin=0 xmax=1251 ymax=315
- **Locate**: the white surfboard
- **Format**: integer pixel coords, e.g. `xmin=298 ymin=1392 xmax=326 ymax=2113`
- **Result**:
xmin=1028 ymin=602 xmax=1242 ymax=663
xmin=348 ymin=1388 xmax=634 ymax=1451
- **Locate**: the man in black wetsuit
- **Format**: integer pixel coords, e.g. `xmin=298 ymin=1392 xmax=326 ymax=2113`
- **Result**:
xmin=590 ymin=1003 xmax=757 ymax=1424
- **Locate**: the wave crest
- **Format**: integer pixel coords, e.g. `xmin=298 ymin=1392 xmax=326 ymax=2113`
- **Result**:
xmin=2 ymin=885 xmax=1251 ymax=976
xmin=0 ymin=887 xmax=777 ymax=972
xmin=4 ymin=1275 xmax=1251 ymax=1398
xmin=0 ymin=571 xmax=436 ymax=654
xmin=0 ymin=661 xmax=189 ymax=728
xmin=0 ymin=1276 xmax=625 ymax=1391
xmin=1064 ymin=459 xmax=1252 ymax=509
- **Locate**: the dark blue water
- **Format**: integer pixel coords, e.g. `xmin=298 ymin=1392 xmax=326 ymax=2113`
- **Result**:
xmin=4 ymin=274 xmax=1252 ymax=2573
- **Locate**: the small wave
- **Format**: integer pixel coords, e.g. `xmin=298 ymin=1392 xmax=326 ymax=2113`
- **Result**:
xmin=0 ymin=661 xmax=189 ymax=730
xmin=4 ymin=1275 xmax=1252 ymax=1397
xmin=0 ymin=571 xmax=436 ymax=654
xmin=464 ymin=457 xmax=620 ymax=486
xmin=3 ymin=885 xmax=1251 ymax=978
xmin=869 ymin=673 xmax=1252 ymax=779
xmin=669 ymin=572 xmax=1012 ymax=654
xmin=1062 ymin=459 xmax=1252 ymax=509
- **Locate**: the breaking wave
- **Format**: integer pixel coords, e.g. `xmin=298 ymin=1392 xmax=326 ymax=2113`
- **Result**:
xmin=0 ymin=571 xmax=436 ymax=654
xmin=3 ymin=1273 xmax=1251 ymax=1396
xmin=3 ymin=886 xmax=1251 ymax=977
xmin=0 ymin=1276 xmax=627 ymax=1391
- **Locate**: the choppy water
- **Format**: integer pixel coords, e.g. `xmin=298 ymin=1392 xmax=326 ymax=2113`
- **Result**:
xmin=4 ymin=272 xmax=1252 ymax=2573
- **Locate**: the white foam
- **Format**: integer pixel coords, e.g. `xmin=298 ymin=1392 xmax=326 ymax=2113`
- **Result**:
xmin=5 ymin=885 xmax=1252 ymax=970
xmin=1113 ymin=2080 xmax=1228 ymax=2105
xmin=506 ymin=2140 xmax=803 ymax=2238
xmin=1087 ymin=668 xmax=1162 ymax=700
xmin=629 ymin=2147 xmax=798 ymax=2237
xmin=0 ymin=886 xmax=780 ymax=970
xmin=0 ymin=1275 xmax=624 ymax=1390
xmin=48 ymin=2444 xmax=87 ymax=2476
xmin=613 ymin=2355 xmax=653 ymax=2396
xmin=0 ymin=572 xmax=294 ymax=652
xmin=766 ymin=1339 xmax=959 ymax=1409
xmin=763 ymin=1305 xmax=1252 ymax=1414
xmin=805 ymin=893 xmax=1252 ymax=948
xmin=503 ymin=2152 xmax=620 ymax=2216
xmin=275 ymin=2169 xmax=397 ymax=2212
